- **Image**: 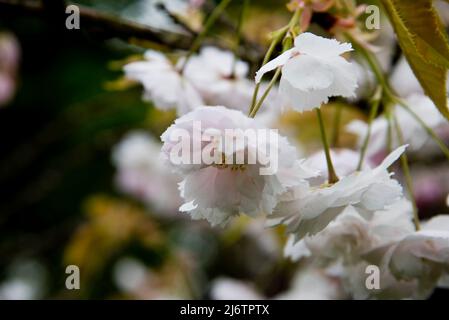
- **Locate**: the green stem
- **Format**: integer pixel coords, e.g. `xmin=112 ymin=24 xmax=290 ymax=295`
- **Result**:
xmin=357 ymin=87 xmax=382 ymax=170
xmin=316 ymin=108 xmax=339 ymax=184
xmin=392 ymin=115 xmax=420 ymax=231
xmin=248 ymin=7 xmax=302 ymax=115
xmin=249 ymin=38 xmax=281 ymax=113
xmin=249 ymin=68 xmax=281 ymax=118
xmin=180 ymin=0 xmax=232 ymax=73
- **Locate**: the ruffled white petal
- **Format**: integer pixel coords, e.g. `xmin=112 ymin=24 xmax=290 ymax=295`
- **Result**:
xmin=294 ymin=32 xmax=353 ymax=58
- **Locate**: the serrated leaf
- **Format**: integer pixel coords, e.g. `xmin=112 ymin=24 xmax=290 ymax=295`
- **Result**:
xmin=381 ymin=0 xmax=449 ymax=120
xmin=389 ymin=0 xmax=449 ymax=68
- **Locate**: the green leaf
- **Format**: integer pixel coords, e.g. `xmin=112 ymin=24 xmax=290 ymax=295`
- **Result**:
xmin=392 ymin=0 xmax=449 ymax=68
xmin=381 ymin=0 xmax=449 ymax=120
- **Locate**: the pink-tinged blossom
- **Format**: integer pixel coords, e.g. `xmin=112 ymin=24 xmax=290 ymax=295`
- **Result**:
xmin=161 ymin=106 xmax=318 ymax=226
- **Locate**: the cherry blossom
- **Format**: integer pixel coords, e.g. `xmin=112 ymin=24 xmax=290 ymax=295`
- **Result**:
xmin=161 ymin=106 xmax=318 ymax=226
xmin=255 ymin=32 xmax=358 ymax=112
xmin=271 ymin=145 xmax=406 ymax=240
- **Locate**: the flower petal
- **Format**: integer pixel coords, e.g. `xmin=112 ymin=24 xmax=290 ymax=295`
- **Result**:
xmin=255 ymin=48 xmax=297 ymax=83
xmin=283 ymin=55 xmax=334 ymax=91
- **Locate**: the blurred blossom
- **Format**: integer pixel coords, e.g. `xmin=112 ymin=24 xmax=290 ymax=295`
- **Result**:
xmin=0 ymin=32 xmax=20 ymax=107
xmin=255 ymin=33 xmax=358 ymax=112
xmin=275 ymin=267 xmax=346 ymax=300
xmin=0 ymin=73 xmax=15 ymax=106
xmin=112 ymin=257 xmax=189 ymax=299
xmin=285 ymin=200 xmax=414 ymax=264
xmin=371 ymin=18 xmax=396 ymax=72
xmin=349 ymin=60 xmax=376 ymax=102
xmin=210 ymin=278 xmax=263 ymax=300
xmin=347 ymin=94 xmax=447 ymax=163
xmin=113 ymin=257 xmax=148 ymax=294
xmin=211 ymin=267 xmax=347 ymax=300
xmin=341 ymin=261 xmax=421 ymax=299
xmin=0 ymin=260 xmax=47 ymax=300
xmin=244 ymin=219 xmax=281 ymax=258
xmin=436 ymin=0 xmax=449 ymax=25
xmin=183 ymin=47 xmax=277 ymax=113
xmin=364 ymin=215 xmax=449 ymax=298
xmin=123 ymin=0 xmax=202 ymax=34
xmin=0 ymin=33 xmax=19 ymax=72
xmin=391 ymin=56 xmax=449 ymax=98
xmin=113 ymin=131 xmax=183 ymax=216
xmin=412 ymin=165 xmax=449 ymax=210
xmin=124 ymin=51 xmax=203 ymax=115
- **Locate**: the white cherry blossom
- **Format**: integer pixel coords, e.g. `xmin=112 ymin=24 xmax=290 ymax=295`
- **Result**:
xmin=255 ymin=32 xmax=358 ymax=112
xmin=271 ymin=145 xmax=406 ymax=240
xmin=160 ymin=106 xmax=318 ymax=226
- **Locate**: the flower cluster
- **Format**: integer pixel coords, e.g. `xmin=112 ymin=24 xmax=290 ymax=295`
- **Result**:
xmin=115 ymin=22 xmax=449 ymax=299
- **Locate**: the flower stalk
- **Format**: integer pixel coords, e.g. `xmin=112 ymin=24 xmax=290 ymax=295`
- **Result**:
xmin=248 ymin=6 xmax=303 ymax=116
xmin=357 ymin=86 xmax=382 ymax=170
xmin=316 ymin=108 xmax=339 ymax=184
xmin=392 ymin=114 xmax=421 ymax=231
